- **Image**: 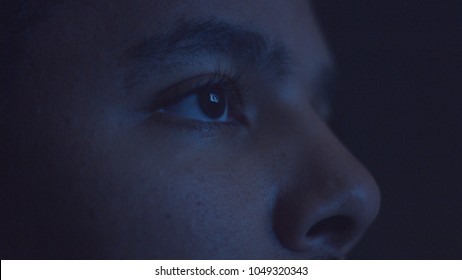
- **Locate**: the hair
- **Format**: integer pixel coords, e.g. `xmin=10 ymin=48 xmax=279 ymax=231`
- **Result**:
xmin=1 ymin=1 xmax=58 ymax=40
xmin=1 ymin=1 xmax=58 ymax=100
xmin=0 ymin=0 xmax=44 ymax=164
xmin=1 ymin=1 xmax=32 ymax=95
xmin=1 ymin=1 xmax=37 ymax=57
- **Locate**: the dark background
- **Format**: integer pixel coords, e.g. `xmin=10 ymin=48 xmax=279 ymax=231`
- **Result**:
xmin=312 ymin=1 xmax=462 ymax=259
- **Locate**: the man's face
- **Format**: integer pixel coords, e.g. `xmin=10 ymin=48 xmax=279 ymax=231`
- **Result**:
xmin=2 ymin=0 xmax=380 ymax=259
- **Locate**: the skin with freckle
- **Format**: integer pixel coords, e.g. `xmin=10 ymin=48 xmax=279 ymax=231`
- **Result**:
xmin=0 ymin=0 xmax=380 ymax=259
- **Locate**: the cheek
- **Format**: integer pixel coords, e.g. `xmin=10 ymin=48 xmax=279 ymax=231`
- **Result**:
xmin=86 ymin=129 xmax=278 ymax=258
xmin=111 ymin=127 xmax=289 ymax=256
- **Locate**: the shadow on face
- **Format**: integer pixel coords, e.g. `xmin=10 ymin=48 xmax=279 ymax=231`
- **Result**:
xmin=0 ymin=0 xmax=380 ymax=259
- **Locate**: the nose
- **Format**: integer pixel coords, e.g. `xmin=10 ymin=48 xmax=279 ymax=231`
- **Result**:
xmin=272 ymin=110 xmax=380 ymax=258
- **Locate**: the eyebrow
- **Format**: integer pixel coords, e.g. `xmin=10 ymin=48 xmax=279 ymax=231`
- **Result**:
xmin=119 ymin=18 xmax=293 ymax=88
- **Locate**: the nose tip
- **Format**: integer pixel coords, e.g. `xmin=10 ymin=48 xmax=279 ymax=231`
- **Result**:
xmin=272 ymin=136 xmax=381 ymax=257
xmin=274 ymin=175 xmax=380 ymax=257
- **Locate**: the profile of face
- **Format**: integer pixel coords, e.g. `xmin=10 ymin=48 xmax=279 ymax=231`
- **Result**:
xmin=0 ymin=0 xmax=380 ymax=259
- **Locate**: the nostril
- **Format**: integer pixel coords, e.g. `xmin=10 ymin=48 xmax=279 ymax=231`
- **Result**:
xmin=306 ymin=216 xmax=356 ymax=248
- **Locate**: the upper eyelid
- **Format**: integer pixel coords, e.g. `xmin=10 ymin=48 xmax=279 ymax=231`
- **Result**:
xmin=146 ymin=73 xmax=244 ymax=112
xmin=144 ymin=74 xmax=215 ymax=111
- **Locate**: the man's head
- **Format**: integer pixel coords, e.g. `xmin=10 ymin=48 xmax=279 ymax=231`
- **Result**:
xmin=1 ymin=0 xmax=380 ymax=259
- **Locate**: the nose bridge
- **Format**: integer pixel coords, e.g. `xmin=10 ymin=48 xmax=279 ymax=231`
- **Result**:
xmin=272 ymin=104 xmax=380 ymax=256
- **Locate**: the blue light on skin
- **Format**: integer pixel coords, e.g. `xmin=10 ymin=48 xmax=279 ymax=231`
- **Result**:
xmin=0 ymin=0 xmax=380 ymax=259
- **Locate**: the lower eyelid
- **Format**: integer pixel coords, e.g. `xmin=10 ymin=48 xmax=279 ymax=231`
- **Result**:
xmin=149 ymin=111 xmax=242 ymax=135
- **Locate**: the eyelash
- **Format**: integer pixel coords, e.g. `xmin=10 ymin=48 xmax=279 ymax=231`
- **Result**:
xmin=150 ymin=70 xmax=249 ymax=133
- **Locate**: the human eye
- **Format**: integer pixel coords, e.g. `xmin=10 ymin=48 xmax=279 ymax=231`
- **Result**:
xmin=149 ymin=73 xmax=247 ymax=131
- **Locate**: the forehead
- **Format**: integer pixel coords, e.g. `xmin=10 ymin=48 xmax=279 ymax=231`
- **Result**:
xmin=36 ymin=0 xmax=328 ymax=57
xmin=20 ymin=0 xmax=332 ymax=105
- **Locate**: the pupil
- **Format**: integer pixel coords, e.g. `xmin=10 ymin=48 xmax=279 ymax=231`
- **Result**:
xmin=197 ymin=90 xmax=226 ymax=119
